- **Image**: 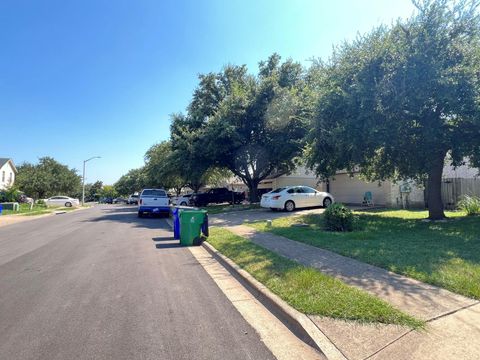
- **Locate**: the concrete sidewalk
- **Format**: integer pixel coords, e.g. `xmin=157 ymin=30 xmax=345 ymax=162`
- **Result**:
xmin=226 ymin=225 xmax=480 ymax=360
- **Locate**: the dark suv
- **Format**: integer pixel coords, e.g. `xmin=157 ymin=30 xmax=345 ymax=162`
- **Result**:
xmin=189 ymin=188 xmax=245 ymax=207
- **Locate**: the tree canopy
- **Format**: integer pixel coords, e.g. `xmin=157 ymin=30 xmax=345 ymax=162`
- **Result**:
xmin=173 ymin=54 xmax=311 ymax=201
xmin=307 ymin=0 xmax=480 ymax=219
xmin=16 ymin=157 xmax=82 ymax=199
xmin=114 ymin=167 xmax=147 ymax=196
xmin=144 ymin=140 xmax=186 ymax=195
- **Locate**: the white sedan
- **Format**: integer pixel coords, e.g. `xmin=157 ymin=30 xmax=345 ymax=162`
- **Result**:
xmin=260 ymin=186 xmax=334 ymax=212
xmin=172 ymin=193 xmax=192 ymax=206
xmin=45 ymin=196 xmax=80 ymax=207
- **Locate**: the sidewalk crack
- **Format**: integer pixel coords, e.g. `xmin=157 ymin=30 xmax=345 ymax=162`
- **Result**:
xmin=425 ymin=300 xmax=480 ymax=323
xmin=362 ymin=329 xmax=413 ymax=360
xmin=306 ymin=314 xmax=350 ymax=360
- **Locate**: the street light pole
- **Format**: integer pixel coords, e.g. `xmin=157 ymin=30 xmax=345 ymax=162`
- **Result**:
xmin=82 ymin=156 xmax=101 ymax=206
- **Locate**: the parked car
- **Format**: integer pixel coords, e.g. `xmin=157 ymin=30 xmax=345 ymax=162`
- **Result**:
xmin=100 ymin=197 xmax=113 ymax=204
xmin=173 ymin=193 xmax=192 ymax=206
xmin=18 ymin=194 xmax=34 ymax=204
xmin=45 ymin=196 xmax=80 ymax=208
xmin=127 ymin=194 xmax=139 ymax=205
xmin=189 ymin=187 xmax=245 ymax=207
xmin=113 ymin=197 xmax=127 ymax=204
xmin=260 ymin=186 xmax=334 ymax=212
xmin=138 ymin=188 xmax=170 ymax=217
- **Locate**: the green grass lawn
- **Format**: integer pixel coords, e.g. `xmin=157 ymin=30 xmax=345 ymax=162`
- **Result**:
xmin=208 ymin=227 xmax=423 ymax=328
xmin=1 ymin=203 xmax=48 ymax=215
xmin=201 ymin=203 xmax=260 ymax=214
xmin=1 ymin=203 xmax=80 ymax=216
xmin=249 ymin=209 xmax=480 ymax=300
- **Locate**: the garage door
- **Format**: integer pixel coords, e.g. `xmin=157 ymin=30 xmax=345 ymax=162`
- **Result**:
xmin=330 ymin=174 xmax=389 ymax=205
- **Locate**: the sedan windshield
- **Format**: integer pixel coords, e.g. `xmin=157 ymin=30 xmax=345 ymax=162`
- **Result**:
xmin=271 ymin=187 xmax=286 ymax=194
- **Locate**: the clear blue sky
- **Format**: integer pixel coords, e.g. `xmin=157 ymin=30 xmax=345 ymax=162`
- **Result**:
xmin=0 ymin=0 xmax=415 ymax=184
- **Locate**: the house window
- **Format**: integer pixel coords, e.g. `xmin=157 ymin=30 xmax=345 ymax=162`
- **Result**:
xmin=9 ymin=172 xmax=13 ymax=184
xmin=1 ymin=171 xmax=4 ymax=182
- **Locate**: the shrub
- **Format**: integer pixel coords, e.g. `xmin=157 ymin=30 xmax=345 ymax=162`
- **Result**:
xmin=458 ymin=195 xmax=480 ymax=216
xmin=36 ymin=199 xmax=46 ymax=205
xmin=1 ymin=185 xmax=22 ymax=202
xmin=323 ymin=203 xmax=354 ymax=232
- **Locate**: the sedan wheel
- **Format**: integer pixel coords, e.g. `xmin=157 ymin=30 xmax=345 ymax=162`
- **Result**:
xmin=284 ymin=200 xmax=295 ymax=212
xmin=65 ymin=202 xmax=72 ymax=207
xmin=323 ymin=197 xmax=332 ymax=208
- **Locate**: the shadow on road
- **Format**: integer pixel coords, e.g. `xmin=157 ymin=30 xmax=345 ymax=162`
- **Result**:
xmin=84 ymin=205 xmax=171 ymax=230
xmin=155 ymin=242 xmax=181 ymax=249
xmin=152 ymin=236 xmax=174 ymax=242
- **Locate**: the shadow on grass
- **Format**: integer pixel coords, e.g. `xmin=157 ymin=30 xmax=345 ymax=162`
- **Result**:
xmin=259 ymin=210 xmax=480 ymax=299
xmin=209 ymin=228 xmax=423 ymax=327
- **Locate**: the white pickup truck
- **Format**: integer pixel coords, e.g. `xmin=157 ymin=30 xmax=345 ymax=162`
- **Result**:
xmin=138 ymin=189 xmax=170 ymax=217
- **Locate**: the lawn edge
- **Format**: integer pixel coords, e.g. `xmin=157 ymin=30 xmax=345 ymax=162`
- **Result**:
xmin=201 ymin=240 xmax=347 ymax=360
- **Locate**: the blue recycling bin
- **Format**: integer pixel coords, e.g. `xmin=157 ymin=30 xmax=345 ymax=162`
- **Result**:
xmin=201 ymin=213 xmax=209 ymax=237
xmin=171 ymin=207 xmax=181 ymax=240
xmin=0 ymin=204 xmax=3 ymax=215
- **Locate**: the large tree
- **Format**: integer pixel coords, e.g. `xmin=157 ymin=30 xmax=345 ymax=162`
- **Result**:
xmin=84 ymin=180 xmax=103 ymax=201
xmin=16 ymin=157 xmax=82 ymax=199
xmin=114 ymin=167 xmax=147 ymax=196
xmin=170 ymin=113 xmax=216 ymax=193
xmin=144 ymin=141 xmax=186 ymax=195
xmin=307 ymin=0 xmax=480 ymax=219
xmin=184 ymin=54 xmax=309 ymax=201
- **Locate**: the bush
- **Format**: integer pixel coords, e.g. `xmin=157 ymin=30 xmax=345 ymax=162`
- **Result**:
xmin=36 ymin=199 xmax=45 ymax=205
xmin=1 ymin=185 xmax=21 ymax=202
xmin=323 ymin=203 xmax=354 ymax=232
xmin=458 ymin=195 xmax=480 ymax=216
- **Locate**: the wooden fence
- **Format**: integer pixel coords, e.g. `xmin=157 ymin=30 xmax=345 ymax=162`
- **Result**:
xmin=441 ymin=178 xmax=480 ymax=209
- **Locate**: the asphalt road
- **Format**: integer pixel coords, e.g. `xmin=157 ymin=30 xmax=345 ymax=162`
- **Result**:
xmin=0 ymin=205 xmax=275 ymax=360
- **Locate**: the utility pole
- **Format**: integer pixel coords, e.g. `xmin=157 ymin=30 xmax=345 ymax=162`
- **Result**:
xmin=82 ymin=156 xmax=101 ymax=206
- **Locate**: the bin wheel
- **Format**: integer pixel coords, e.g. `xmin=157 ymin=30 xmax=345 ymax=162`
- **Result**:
xmin=138 ymin=212 xmax=143 ymax=218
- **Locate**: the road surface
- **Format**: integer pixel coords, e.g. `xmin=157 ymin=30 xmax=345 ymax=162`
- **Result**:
xmin=0 ymin=205 xmax=275 ymax=360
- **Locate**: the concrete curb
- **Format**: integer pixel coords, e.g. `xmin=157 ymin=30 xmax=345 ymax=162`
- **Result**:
xmin=201 ymin=241 xmax=347 ymax=360
xmin=163 ymin=216 xmax=344 ymax=359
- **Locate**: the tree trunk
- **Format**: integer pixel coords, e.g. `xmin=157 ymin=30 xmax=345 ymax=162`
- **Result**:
xmin=246 ymin=179 xmax=260 ymax=203
xmin=427 ymin=154 xmax=446 ymax=220
xmin=190 ymin=183 xmax=202 ymax=193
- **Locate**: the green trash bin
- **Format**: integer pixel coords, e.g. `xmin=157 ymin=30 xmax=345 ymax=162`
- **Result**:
xmin=179 ymin=210 xmax=207 ymax=246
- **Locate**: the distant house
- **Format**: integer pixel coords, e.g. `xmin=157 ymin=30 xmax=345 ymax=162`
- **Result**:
xmin=0 ymin=158 xmax=17 ymax=190
xmin=224 ymin=161 xmax=479 ymax=208
xmin=270 ymin=161 xmax=480 ymax=208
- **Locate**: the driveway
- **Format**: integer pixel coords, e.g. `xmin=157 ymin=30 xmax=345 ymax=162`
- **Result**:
xmin=0 ymin=205 xmax=275 ymax=360
xmin=209 ymin=207 xmax=327 ymax=227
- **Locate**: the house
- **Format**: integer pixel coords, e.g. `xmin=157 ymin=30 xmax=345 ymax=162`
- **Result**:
xmin=0 ymin=158 xmax=17 ymax=190
xmin=224 ymin=160 xmax=479 ymax=208
xmin=279 ymin=160 xmax=479 ymax=208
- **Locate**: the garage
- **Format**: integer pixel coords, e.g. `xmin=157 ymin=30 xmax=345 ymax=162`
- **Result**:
xmin=329 ymin=173 xmax=390 ymax=205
